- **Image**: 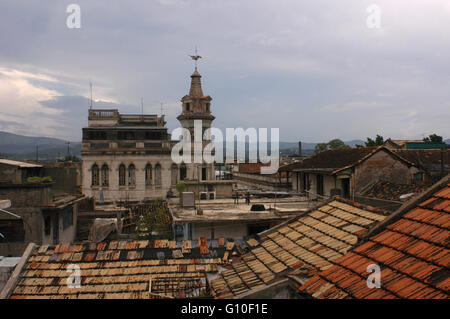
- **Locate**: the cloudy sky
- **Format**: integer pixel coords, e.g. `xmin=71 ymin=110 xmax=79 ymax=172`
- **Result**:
xmin=0 ymin=0 xmax=449 ymax=142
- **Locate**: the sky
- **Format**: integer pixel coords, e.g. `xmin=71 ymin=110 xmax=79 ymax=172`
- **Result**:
xmin=0 ymin=0 xmax=449 ymax=142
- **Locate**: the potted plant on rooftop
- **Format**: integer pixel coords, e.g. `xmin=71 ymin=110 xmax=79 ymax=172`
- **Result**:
xmin=176 ymin=182 xmax=186 ymax=205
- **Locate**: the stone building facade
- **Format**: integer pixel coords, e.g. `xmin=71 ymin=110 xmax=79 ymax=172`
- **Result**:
xmin=0 ymin=159 xmax=84 ymax=256
xmin=81 ymin=109 xmax=174 ymax=203
xmin=81 ymin=67 xmax=218 ymax=204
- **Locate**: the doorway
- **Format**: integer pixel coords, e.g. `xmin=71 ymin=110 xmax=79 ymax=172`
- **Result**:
xmin=52 ymin=213 xmax=59 ymax=245
xmin=341 ymin=178 xmax=350 ymax=198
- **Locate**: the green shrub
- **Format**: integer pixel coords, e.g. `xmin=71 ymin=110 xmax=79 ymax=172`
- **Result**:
xmin=176 ymin=182 xmax=186 ymax=194
xmin=26 ymin=176 xmax=53 ymax=183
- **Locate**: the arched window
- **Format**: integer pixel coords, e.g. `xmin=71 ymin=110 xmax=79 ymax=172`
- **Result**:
xmin=91 ymin=164 xmax=99 ymax=186
xmin=101 ymin=164 xmax=109 ymax=186
xmin=119 ymin=164 xmax=126 ymax=186
xmin=155 ymin=164 xmax=162 ymax=186
xmin=171 ymin=164 xmax=178 ymax=185
xmin=128 ymin=164 xmax=136 ymax=186
xmin=180 ymin=163 xmax=187 ymax=181
xmin=145 ymin=164 xmax=152 ymax=186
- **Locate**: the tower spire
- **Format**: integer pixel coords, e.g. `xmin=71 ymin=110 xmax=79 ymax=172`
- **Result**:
xmin=188 ymin=47 xmax=204 ymax=97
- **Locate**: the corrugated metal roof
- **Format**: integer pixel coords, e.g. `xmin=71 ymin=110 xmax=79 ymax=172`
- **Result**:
xmin=0 ymin=159 xmax=42 ymax=168
xmin=298 ymin=178 xmax=450 ymax=299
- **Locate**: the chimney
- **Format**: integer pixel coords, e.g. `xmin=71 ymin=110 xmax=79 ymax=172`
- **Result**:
xmin=298 ymin=141 xmax=302 ymax=157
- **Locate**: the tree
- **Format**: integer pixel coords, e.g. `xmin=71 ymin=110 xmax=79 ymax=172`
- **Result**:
xmin=328 ymin=139 xmax=350 ymax=150
xmin=135 ymin=199 xmax=172 ymax=240
xmin=314 ymin=139 xmax=350 ymax=154
xmin=176 ymin=182 xmax=186 ymax=195
xmin=423 ymin=134 xmax=443 ymax=143
xmin=314 ymin=143 xmax=328 ymax=154
xmin=59 ymin=155 xmax=81 ymax=162
xmin=364 ymin=134 xmax=384 ymax=147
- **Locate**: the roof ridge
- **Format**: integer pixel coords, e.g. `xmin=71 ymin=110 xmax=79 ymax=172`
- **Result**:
xmin=333 ymin=196 xmax=389 ymax=216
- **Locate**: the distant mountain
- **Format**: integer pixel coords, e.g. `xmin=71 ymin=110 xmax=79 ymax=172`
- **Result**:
xmin=1 ymin=130 xmax=446 ymax=161
xmin=15 ymin=144 xmax=82 ymax=160
xmin=0 ymin=131 xmax=80 ymax=160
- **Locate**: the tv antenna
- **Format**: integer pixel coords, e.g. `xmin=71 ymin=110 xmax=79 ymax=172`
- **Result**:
xmin=89 ymin=81 xmax=93 ymax=109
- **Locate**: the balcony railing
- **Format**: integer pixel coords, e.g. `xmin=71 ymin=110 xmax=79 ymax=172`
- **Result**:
xmin=89 ymin=109 xmax=119 ymax=119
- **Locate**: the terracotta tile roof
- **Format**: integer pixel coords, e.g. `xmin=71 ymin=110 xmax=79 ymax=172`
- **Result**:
xmin=394 ymin=149 xmax=449 ymax=167
xmin=298 ymin=176 xmax=450 ymax=299
xmin=363 ymin=181 xmax=432 ymax=201
xmin=8 ymin=238 xmax=239 ymax=299
xmin=209 ymin=198 xmax=388 ymax=298
xmin=281 ymin=147 xmax=416 ymax=174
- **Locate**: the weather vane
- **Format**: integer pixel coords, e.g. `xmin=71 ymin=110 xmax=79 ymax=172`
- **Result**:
xmin=189 ymin=46 xmax=202 ymax=70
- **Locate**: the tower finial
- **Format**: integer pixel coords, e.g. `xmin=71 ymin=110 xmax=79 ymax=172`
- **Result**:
xmin=189 ymin=46 xmax=202 ymax=70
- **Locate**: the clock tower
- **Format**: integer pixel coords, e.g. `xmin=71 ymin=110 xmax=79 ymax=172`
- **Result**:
xmin=177 ymin=56 xmax=215 ymax=181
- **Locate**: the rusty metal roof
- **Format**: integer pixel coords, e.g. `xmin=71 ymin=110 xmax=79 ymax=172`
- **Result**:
xmin=8 ymin=238 xmax=239 ymax=299
xmin=209 ymin=197 xmax=388 ymax=298
xmin=298 ymin=177 xmax=450 ymax=299
xmin=0 ymin=159 xmax=42 ymax=168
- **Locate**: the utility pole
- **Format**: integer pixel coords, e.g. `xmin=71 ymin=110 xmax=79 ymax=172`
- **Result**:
xmin=35 ymin=145 xmax=38 ymax=162
xmin=66 ymin=141 xmax=71 ymax=158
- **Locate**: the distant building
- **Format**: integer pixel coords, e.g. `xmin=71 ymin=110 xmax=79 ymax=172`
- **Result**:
xmin=384 ymin=138 xmax=448 ymax=150
xmin=280 ymin=146 xmax=424 ymax=200
xmin=0 ymin=159 xmax=85 ymax=256
xmin=232 ymin=162 xmax=291 ymax=190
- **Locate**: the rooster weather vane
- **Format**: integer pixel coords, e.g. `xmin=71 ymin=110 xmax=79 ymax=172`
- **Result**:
xmin=189 ymin=47 xmax=202 ymax=70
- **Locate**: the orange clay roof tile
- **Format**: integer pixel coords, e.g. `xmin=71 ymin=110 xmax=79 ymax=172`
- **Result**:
xmin=298 ymin=178 xmax=450 ymax=299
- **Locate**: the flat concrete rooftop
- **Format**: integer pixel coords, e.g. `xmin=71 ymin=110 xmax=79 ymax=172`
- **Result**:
xmin=169 ymin=196 xmax=311 ymax=223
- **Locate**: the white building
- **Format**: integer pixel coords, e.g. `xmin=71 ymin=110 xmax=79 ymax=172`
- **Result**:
xmin=81 ymin=67 xmax=217 ymax=204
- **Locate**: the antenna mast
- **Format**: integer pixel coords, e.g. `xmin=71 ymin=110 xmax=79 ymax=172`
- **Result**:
xmin=89 ymin=81 xmax=93 ymax=109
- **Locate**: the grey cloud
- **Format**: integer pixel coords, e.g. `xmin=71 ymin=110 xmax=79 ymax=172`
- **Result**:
xmin=0 ymin=0 xmax=449 ymax=142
